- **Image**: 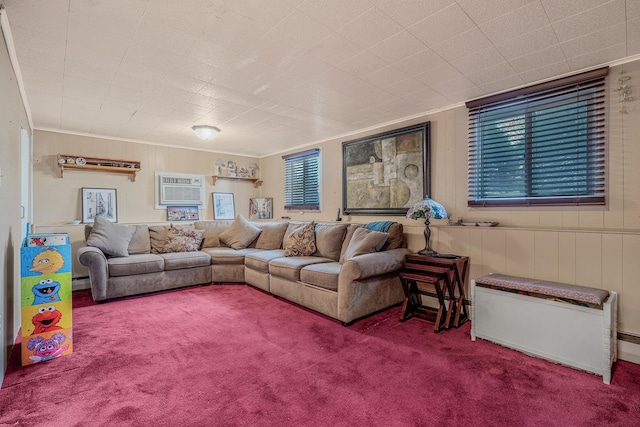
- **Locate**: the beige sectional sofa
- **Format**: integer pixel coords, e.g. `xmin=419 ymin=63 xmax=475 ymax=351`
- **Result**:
xmin=77 ymin=216 xmax=410 ymax=324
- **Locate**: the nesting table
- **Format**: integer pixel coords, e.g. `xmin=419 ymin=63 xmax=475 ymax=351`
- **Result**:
xmin=399 ymin=253 xmax=470 ymax=332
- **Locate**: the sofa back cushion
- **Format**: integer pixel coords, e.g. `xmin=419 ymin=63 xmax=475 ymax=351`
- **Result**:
xmin=219 ymin=215 xmax=262 ymax=250
xmin=194 ymin=221 xmax=232 ymax=248
xmin=313 ymin=223 xmax=347 ymax=261
xmin=382 ymin=222 xmax=406 ymax=250
xmin=251 ymin=222 xmax=289 ymax=250
xmin=340 ymin=227 xmax=388 ymax=262
xmin=149 ymin=225 xmax=171 ymax=254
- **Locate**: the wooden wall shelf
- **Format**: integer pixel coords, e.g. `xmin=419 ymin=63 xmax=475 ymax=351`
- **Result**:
xmin=211 ymin=175 xmax=262 ymax=188
xmin=57 ymin=154 xmax=141 ymax=181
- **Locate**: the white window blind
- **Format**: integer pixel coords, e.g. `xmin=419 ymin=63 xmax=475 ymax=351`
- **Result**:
xmin=283 ymin=148 xmax=320 ymax=210
xmin=466 ymin=67 xmax=608 ymax=207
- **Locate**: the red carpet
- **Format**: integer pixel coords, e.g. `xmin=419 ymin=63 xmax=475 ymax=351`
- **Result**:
xmin=2 ymin=284 xmax=639 ymax=426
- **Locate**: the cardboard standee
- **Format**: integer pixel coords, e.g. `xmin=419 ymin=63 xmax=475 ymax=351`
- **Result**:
xmin=20 ymin=233 xmax=73 ymax=366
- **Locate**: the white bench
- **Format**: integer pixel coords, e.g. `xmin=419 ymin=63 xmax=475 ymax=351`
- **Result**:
xmin=471 ymin=274 xmax=617 ymax=384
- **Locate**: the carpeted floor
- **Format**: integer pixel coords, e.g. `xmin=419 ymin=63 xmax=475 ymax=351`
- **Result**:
xmin=2 ymin=284 xmax=639 ymax=426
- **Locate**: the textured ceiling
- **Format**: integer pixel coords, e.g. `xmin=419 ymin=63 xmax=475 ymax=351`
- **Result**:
xmin=2 ymin=0 xmax=638 ymax=157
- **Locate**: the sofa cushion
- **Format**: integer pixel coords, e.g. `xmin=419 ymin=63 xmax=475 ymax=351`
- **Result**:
xmin=107 ymin=254 xmax=164 ymax=277
xmin=314 ymin=223 xmax=347 ymax=261
xmin=284 ymin=222 xmax=316 ymax=257
xmin=244 ymin=250 xmax=286 ymax=273
xmin=87 ymin=216 xmax=136 ymax=257
xmin=201 ymin=247 xmax=259 ymax=265
xmin=340 ymin=228 xmax=388 ymax=262
xmin=269 ymin=256 xmax=331 ymax=282
xmin=251 ymin=222 xmax=289 ymax=250
xmin=194 ymin=221 xmax=232 ymax=248
xmin=149 ymin=225 xmax=171 ymax=254
xmin=160 ymin=227 xmax=205 ymax=253
xmin=219 ymin=215 xmax=262 ymax=249
xmin=300 ymin=262 xmax=341 ymax=291
xmin=383 ymin=223 xmax=406 ymax=250
xmin=128 ymin=225 xmax=151 ymax=254
xmin=160 ymin=251 xmax=211 ymax=271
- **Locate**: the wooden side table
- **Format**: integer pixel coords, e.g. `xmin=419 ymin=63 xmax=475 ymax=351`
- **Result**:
xmin=400 ymin=254 xmax=470 ymax=331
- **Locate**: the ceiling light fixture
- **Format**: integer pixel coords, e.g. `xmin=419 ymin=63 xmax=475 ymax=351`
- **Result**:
xmin=192 ymin=125 xmax=220 ymax=140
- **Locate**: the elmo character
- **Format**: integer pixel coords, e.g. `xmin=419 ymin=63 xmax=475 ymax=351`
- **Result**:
xmin=31 ymin=305 xmax=63 ymax=334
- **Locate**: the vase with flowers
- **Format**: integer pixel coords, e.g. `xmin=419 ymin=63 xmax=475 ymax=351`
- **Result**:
xmin=406 ymin=196 xmax=448 ymax=255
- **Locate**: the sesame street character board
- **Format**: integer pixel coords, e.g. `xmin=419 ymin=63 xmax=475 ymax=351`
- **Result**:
xmin=21 ymin=234 xmax=73 ymax=366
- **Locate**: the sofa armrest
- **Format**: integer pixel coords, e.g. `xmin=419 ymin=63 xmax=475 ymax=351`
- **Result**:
xmin=340 ymin=248 xmax=410 ymax=281
xmin=77 ymin=246 xmax=109 ymax=301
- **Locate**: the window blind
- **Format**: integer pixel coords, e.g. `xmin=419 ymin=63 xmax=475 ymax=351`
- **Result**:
xmin=283 ymin=148 xmax=320 ymax=210
xmin=466 ymin=67 xmax=608 ymax=207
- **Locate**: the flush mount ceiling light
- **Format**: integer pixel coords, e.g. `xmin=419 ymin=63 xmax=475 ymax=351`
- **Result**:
xmin=192 ymin=125 xmax=220 ymax=140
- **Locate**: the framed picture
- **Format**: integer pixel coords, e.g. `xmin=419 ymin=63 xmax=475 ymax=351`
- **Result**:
xmin=249 ymin=197 xmax=273 ymax=219
xmin=82 ymin=188 xmax=118 ymax=223
xmin=212 ymin=192 xmax=236 ymax=220
xmin=167 ymin=206 xmax=199 ymax=221
xmin=342 ymin=122 xmax=430 ymax=215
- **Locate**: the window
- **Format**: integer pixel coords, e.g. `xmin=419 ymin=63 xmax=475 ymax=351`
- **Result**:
xmin=466 ymin=67 xmax=608 ymax=207
xmin=283 ymin=148 xmax=320 ymax=210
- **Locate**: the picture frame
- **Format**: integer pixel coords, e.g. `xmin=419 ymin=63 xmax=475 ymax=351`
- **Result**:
xmin=167 ymin=206 xmax=199 ymax=221
xmin=82 ymin=188 xmax=118 ymax=223
xmin=249 ymin=197 xmax=273 ymax=219
xmin=212 ymin=192 xmax=236 ymax=220
xmin=342 ymin=122 xmax=430 ymax=215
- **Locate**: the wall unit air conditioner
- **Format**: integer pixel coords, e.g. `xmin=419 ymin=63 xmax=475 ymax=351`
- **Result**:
xmin=155 ymin=172 xmax=205 ymax=208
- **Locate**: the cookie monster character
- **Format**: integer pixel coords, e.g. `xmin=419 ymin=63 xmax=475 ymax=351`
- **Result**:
xmin=32 ymin=278 xmax=61 ymax=305
xmin=27 ymin=332 xmax=69 ymax=363
xmin=31 ymin=305 xmax=63 ymax=334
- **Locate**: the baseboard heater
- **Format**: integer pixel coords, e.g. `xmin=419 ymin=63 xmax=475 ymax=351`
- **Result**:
xmin=470 ymin=274 xmax=617 ymax=384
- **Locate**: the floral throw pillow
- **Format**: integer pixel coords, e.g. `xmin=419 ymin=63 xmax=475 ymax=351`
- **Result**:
xmin=284 ymin=222 xmax=316 ymax=257
xmin=161 ymin=227 xmax=205 ymax=253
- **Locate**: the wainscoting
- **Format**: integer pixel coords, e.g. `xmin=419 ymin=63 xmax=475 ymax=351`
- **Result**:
xmin=430 ymin=225 xmax=640 ymax=363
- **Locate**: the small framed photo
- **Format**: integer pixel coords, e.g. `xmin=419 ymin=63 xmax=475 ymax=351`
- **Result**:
xmin=167 ymin=206 xmax=199 ymax=221
xmin=82 ymin=188 xmax=118 ymax=223
xmin=249 ymin=197 xmax=273 ymax=219
xmin=212 ymin=192 xmax=236 ymax=220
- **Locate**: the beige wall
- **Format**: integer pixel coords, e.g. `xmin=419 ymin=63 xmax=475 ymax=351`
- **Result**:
xmin=33 ymin=130 xmax=261 ymax=276
xmin=261 ymin=60 xmax=640 ymax=336
xmin=0 ymin=19 xmax=32 ymax=383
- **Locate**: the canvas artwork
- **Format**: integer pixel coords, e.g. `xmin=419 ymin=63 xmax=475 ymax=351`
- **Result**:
xmin=249 ymin=198 xmax=273 ymax=219
xmin=342 ymin=122 xmax=430 ymax=215
xmin=167 ymin=206 xmax=199 ymax=221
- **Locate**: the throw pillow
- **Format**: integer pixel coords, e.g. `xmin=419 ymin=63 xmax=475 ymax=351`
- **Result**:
xmin=284 ymin=222 xmax=316 ymax=257
xmin=86 ymin=216 xmax=136 ymax=257
xmin=149 ymin=225 xmax=171 ymax=254
xmin=340 ymin=227 xmax=388 ymax=262
xmin=160 ymin=227 xmax=205 ymax=253
xmin=219 ymin=215 xmax=262 ymax=250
